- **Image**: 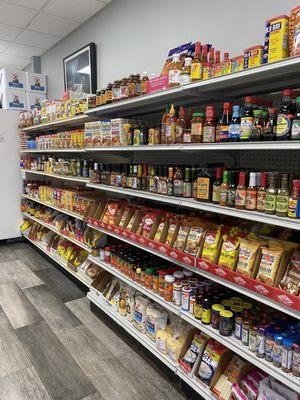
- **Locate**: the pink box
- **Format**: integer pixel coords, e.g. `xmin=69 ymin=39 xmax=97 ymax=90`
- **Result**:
xmin=147 ymin=75 xmax=169 ymax=94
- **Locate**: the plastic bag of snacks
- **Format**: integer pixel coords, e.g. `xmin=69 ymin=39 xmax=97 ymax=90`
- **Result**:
xmin=279 ymin=248 xmax=300 ymax=296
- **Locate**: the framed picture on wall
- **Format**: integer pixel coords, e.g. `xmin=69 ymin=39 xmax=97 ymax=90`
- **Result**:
xmin=63 ymin=43 xmax=97 ymax=94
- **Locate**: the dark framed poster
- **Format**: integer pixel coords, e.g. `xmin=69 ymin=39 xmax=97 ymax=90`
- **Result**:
xmin=63 ymin=42 xmax=97 ymax=94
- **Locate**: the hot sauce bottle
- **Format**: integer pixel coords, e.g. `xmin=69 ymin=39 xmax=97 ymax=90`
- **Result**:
xmin=196 ymin=168 xmax=212 ymax=202
xmin=212 ymin=167 xmax=222 ymax=204
xmin=191 ymin=112 xmax=204 ymax=143
xmin=175 ymin=106 xmax=185 ymax=143
xmin=203 ymin=106 xmax=216 ymax=143
xmin=257 ymin=172 xmax=268 ymax=212
xmin=213 ymin=50 xmax=221 ymax=77
xmin=245 ymin=172 xmax=257 ymax=211
xmin=265 ymin=173 xmax=277 ymax=215
xmin=183 ymin=166 xmax=192 ymax=198
xmin=167 ymin=167 xmax=174 ymax=196
xmin=166 ymin=104 xmax=176 ymax=144
xmin=276 ymin=173 xmax=289 ymax=217
xmin=203 ymin=47 xmax=213 ymax=80
xmin=277 ymin=89 xmax=293 ymax=141
xmin=227 ymin=171 xmax=236 ymax=207
xmin=235 ymin=171 xmax=247 ymax=209
xmin=219 ymin=170 xmax=229 ymax=206
xmin=288 ymin=180 xmax=300 ymax=218
xmin=220 ymin=102 xmax=231 ymax=142
xmin=240 ymin=96 xmax=254 ymax=141
xmin=161 ymin=105 xmax=170 ymax=144
xmin=191 ymin=41 xmax=202 ymax=81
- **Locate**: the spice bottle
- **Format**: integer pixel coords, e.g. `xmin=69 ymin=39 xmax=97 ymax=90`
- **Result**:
xmin=175 ymin=106 xmax=185 ymax=143
xmin=235 ymin=171 xmax=247 ymax=209
xmin=164 ymin=275 xmax=175 ymax=302
xmin=281 ymin=339 xmax=293 ymax=373
xmin=180 ymin=57 xmax=192 ymax=85
xmin=228 ymin=105 xmax=241 ymax=142
xmin=161 ymin=106 xmax=170 ymax=145
xmin=245 ymin=172 xmax=257 ymax=211
xmin=220 ymin=102 xmax=231 ymax=142
xmin=191 ymin=41 xmax=202 ymax=81
xmin=257 ymin=172 xmax=268 ymax=212
xmin=272 ymin=334 xmax=283 ymax=367
xmin=219 ymin=170 xmax=229 ymax=206
xmin=227 ymin=171 xmax=236 ymax=207
xmin=265 ymin=329 xmax=274 ymax=362
xmin=203 ymin=106 xmax=216 ymax=142
xmin=292 ymin=343 xmax=300 ymax=377
xmin=249 ymin=325 xmax=257 ymax=352
xmin=191 ymin=112 xmax=204 ymax=143
xmin=288 ymin=179 xmax=300 ymax=218
xmin=165 ymin=104 xmax=176 ymax=144
xmin=234 ymin=317 xmax=242 ymax=340
xmin=181 ymin=286 xmax=192 ymax=312
xmin=173 ymin=282 xmax=182 ymax=306
xmin=277 ymin=89 xmax=294 ymax=140
xmin=196 ymin=168 xmax=212 ymax=202
xmin=276 ymin=174 xmax=290 ymax=217
xmin=168 ymin=54 xmax=181 ymax=87
xmin=212 ymin=167 xmax=222 ymax=204
xmin=256 ymin=327 xmax=266 ymax=358
xmin=173 ymin=166 xmax=184 ymax=197
xmin=167 ymin=167 xmax=174 ymax=196
xmin=242 ymin=320 xmax=250 ymax=346
xmin=141 ymin=72 xmax=149 ymax=95
xmin=265 ymin=174 xmax=277 ymax=215
xmin=240 ymin=96 xmax=254 ymax=141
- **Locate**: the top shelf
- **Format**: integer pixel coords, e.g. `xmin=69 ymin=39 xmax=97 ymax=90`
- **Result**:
xmin=86 ymin=56 xmax=300 ymax=118
xmin=22 ymin=114 xmax=90 ymax=133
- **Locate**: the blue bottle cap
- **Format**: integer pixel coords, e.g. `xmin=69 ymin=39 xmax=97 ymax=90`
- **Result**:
xmin=274 ymin=334 xmax=283 ymax=344
xmin=283 ymin=338 xmax=293 ymax=348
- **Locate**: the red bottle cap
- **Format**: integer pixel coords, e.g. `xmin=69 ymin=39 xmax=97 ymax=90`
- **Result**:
xmin=223 ymin=52 xmax=229 ymax=60
xmin=223 ymin=102 xmax=231 ymax=110
xmin=179 ymin=106 xmax=185 ymax=117
xmin=283 ymin=89 xmax=292 ymax=96
xmin=216 ymin=167 xmax=222 ymax=179
xmin=245 ymin=96 xmax=253 ymax=103
xmin=292 ymin=179 xmax=300 ymax=192
xmin=238 ymin=171 xmax=246 ymax=186
xmin=261 ymin=172 xmax=267 ymax=187
xmin=205 ymin=105 xmax=215 ymax=118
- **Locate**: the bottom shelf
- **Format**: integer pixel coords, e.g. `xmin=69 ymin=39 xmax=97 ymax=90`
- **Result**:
xmin=23 ymin=235 xmax=92 ymax=288
xmin=87 ymin=291 xmax=216 ymax=400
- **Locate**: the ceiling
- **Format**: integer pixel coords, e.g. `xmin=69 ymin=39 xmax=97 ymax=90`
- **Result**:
xmin=0 ymin=0 xmax=111 ymax=70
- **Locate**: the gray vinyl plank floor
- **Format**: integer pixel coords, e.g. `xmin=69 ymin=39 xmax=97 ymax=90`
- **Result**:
xmin=16 ymin=320 xmax=96 ymax=400
xmin=0 ymin=242 xmax=187 ymax=400
xmin=24 ymin=284 xmax=81 ymax=332
xmin=35 ymin=266 xmax=85 ymax=302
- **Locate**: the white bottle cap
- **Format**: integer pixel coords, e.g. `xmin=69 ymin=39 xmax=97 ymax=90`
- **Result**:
xmin=249 ymin=172 xmax=256 ymax=187
xmin=185 ymin=57 xmax=192 ymax=65
xmin=142 ymin=71 xmax=148 ymax=76
xmin=172 ymin=53 xmax=180 ymax=62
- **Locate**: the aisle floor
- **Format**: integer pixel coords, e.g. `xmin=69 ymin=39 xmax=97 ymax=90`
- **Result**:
xmin=0 ymin=242 xmax=188 ymax=400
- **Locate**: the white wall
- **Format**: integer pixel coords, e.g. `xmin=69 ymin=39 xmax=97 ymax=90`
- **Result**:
xmin=39 ymin=0 xmax=299 ymax=99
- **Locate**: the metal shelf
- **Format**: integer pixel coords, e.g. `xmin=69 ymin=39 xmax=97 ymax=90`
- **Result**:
xmin=85 ymin=57 xmax=300 ymax=118
xmin=20 ymin=148 xmax=85 ymax=153
xmin=88 ymin=223 xmax=300 ymax=319
xmin=23 ymin=234 xmax=92 ymax=288
xmin=22 ymin=194 xmax=86 ymax=221
xmin=21 ymin=169 xmax=89 ymax=183
xmin=22 ymin=114 xmax=89 ymax=133
xmin=23 ymin=212 xmax=91 ymax=252
xmin=87 ymin=255 xmax=300 ymax=392
xmin=87 ymin=291 xmax=178 ymax=372
xmin=85 ymin=141 xmax=300 ymax=152
xmin=86 ymin=184 xmax=300 ymax=231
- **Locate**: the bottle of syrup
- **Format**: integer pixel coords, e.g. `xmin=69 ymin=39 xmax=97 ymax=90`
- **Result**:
xmin=235 ymin=172 xmax=246 ymax=209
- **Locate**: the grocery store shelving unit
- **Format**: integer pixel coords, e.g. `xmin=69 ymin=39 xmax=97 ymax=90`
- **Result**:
xmin=20 ymin=148 xmax=86 ymax=153
xmin=21 ymin=194 xmax=86 ymax=221
xmin=20 ymin=58 xmax=300 ymax=398
xmin=23 ymin=212 xmax=91 ymax=252
xmin=23 ymin=234 xmax=92 ymax=288
xmin=21 ymin=169 xmax=89 ymax=183
xmin=89 ymin=255 xmax=300 ymax=392
xmin=87 ymin=183 xmax=300 ymax=231
xmin=88 ymin=223 xmax=300 ymax=320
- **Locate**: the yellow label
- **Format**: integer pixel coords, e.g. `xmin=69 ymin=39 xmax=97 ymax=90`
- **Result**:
xmin=265 ymin=17 xmax=289 ymax=63
xmin=202 ymin=66 xmax=210 ymax=80
xmin=288 ymin=198 xmax=297 ymax=218
xmin=197 ymin=177 xmax=210 ymax=200
xmin=191 ymin=63 xmax=202 ymax=80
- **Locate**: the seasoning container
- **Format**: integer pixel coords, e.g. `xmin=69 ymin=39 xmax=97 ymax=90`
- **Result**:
xmin=173 ymin=282 xmax=182 ymax=306
xmin=145 ymin=268 xmax=153 ymax=289
xmin=183 ymin=270 xmax=193 ymax=280
xmin=249 ymin=325 xmax=257 ymax=352
xmin=211 ymin=304 xmax=225 ymax=329
xmin=272 ymin=334 xmax=283 ymax=367
xmin=219 ymin=310 xmax=233 ymax=336
xmin=265 ymin=329 xmax=274 ymax=362
xmin=235 ymin=317 xmax=243 ymax=340
xmin=194 ymin=295 xmax=203 ymax=320
xmin=256 ymin=327 xmax=266 ymax=358
xmin=292 ymin=343 xmax=300 ymax=377
xmin=230 ymin=296 xmax=243 ymax=304
xmin=242 ymin=320 xmax=250 ymax=346
xmin=240 ymin=302 xmax=253 ymax=311
xmin=91 ymin=246 xmax=100 ymax=257
xmin=174 ymin=271 xmax=184 ymax=282
xmin=182 ymin=286 xmax=192 ymax=312
xmin=190 ymin=283 xmax=198 ymax=297
xmin=189 ymin=295 xmax=195 ymax=314
xmin=164 ymin=275 xmax=175 ymax=302
xmin=153 ymin=272 xmax=159 ymax=293
xmin=158 ymin=270 xmax=167 ymax=297
xmin=191 ymin=112 xmax=205 ymax=143
xmin=201 ymin=298 xmax=212 ymax=325
xmin=221 ymin=299 xmax=234 ymax=310
xmin=104 ymin=246 xmax=111 ymax=263
xmin=230 ymin=305 xmax=243 ymax=318
xmin=281 ymin=339 xmax=293 ymax=373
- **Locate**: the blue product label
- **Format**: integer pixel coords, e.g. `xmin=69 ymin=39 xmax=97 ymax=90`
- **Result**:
xmin=146 ymin=319 xmax=155 ymax=335
xmin=296 ymin=199 xmax=300 ymax=218
xmin=229 ymin=123 xmax=241 ymax=139
xmin=134 ymin=310 xmax=142 ymax=324
xmin=9 ymin=101 xmax=24 ymax=108
xmin=30 ymin=85 xmax=45 ymax=91
xmin=9 ymin=82 xmax=23 ymax=88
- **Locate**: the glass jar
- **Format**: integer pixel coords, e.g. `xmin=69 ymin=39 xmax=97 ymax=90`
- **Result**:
xmin=152 ymin=272 xmax=159 ymax=293
xmin=191 ymin=112 xmax=205 ymax=143
xmin=292 ymin=343 xmax=300 ymax=377
xmin=219 ymin=310 xmax=233 ymax=336
xmin=281 ymin=339 xmax=293 ymax=373
xmin=158 ymin=270 xmax=167 ymax=297
xmin=249 ymin=325 xmax=257 ymax=352
xmin=211 ymin=304 xmax=225 ymax=329
xmin=265 ymin=329 xmax=274 ymax=362
xmin=256 ymin=327 xmax=266 ymax=358
xmin=164 ymin=275 xmax=175 ymax=302
xmin=145 ymin=268 xmax=153 ymax=289
xmin=242 ymin=320 xmax=250 ymax=346
xmin=272 ymin=334 xmax=283 ymax=367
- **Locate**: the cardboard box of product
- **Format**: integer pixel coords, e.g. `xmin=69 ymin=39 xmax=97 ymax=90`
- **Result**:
xmin=26 ymin=92 xmax=46 ymax=110
xmin=0 ymin=68 xmax=26 ymax=90
xmin=25 ymin=72 xmax=47 ymax=93
xmin=0 ymin=88 xmax=26 ymax=110
xmin=263 ymin=15 xmax=289 ymax=63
